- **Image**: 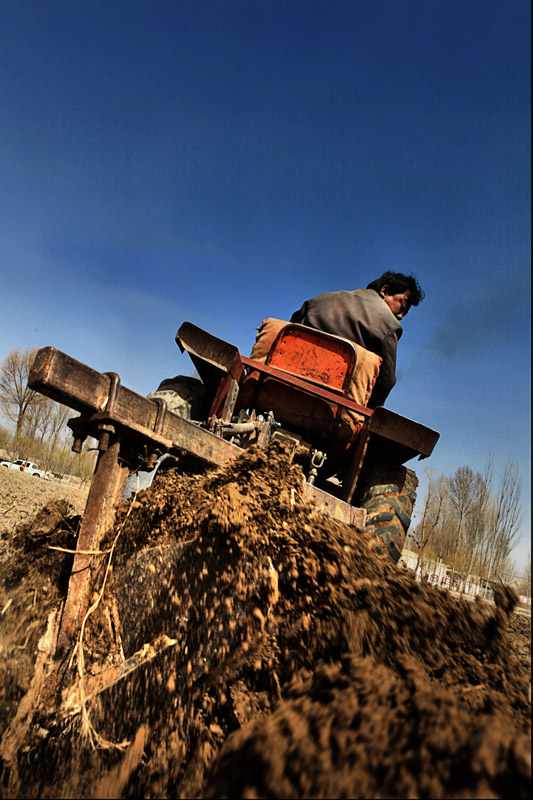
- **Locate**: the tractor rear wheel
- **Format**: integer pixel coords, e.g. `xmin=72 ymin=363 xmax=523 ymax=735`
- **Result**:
xmin=358 ymin=462 xmax=418 ymax=563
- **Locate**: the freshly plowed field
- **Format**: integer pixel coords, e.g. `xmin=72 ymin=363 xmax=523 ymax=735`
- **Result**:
xmin=0 ymin=468 xmax=88 ymax=557
xmin=0 ymin=444 xmax=530 ymax=798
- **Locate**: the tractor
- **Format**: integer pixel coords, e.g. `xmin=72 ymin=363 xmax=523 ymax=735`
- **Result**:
xmin=28 ymin=320 xmax=438 ymax=662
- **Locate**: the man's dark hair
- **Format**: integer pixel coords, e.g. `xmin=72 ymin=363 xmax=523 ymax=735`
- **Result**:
xmin=366 ymin=271 xmax=425 ymax=306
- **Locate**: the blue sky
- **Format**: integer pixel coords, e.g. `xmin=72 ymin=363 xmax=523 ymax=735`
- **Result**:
xmin=1 ymin=1 xmax=530 ymax=568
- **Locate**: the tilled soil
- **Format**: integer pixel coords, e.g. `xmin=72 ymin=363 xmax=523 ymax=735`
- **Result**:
xmin=0 ymin=469 xmax=88 ymax=560
xmin=0 ymin=443 xmax=530 ymax=799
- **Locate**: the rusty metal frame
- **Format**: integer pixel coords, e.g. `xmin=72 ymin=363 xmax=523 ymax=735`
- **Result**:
xmin=240 ymin=357 xmax=439 ymax=459
xmin=29 ymin=347 xmax=244 ymax=652
xmin=56 ymin=435 xmax=129 ymax=653
xmin=208 ymin=355 xmax=244 ymax=422
xmin=29 ymin=347 xmax=243 ymax=468
xmin=367 ymin=407 xmax=439 ymax=458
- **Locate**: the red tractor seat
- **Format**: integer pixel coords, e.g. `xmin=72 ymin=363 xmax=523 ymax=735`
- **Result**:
xmin=238 ymin=319 xmax=382 ymax=465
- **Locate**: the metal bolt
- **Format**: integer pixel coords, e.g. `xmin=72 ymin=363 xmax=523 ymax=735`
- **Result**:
xmin=97 ymin=424 xmax=115 ymax=452
xmin=145 ymin=452 xmax=159 ymax=470
xmin=72 ymin=437 xmax=85 ymax=454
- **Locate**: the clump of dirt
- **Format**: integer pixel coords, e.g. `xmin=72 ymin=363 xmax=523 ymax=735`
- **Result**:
xmin=205 ymin=655 xmax=531 ymax=800
xmin=0 ymin=500 xmax=80 ymax=743
xmin=507 ymin=612 xmax=531 ymax=673
xmin=0 ymin=442 xmax=530 ymax=799
xmin=0 ymin=469 xmax=88 ymax=560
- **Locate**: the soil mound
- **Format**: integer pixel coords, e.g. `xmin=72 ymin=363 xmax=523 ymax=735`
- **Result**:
xmin=0 ymin=469 xmax=88 ymax=557
xmin=0 ymin=442 xmax=530 ymax=798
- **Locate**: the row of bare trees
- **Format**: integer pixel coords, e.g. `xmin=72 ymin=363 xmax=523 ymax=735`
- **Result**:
xmin=408 ymin=458 xmax=527 ymax=597
xmin=0 ymin=348 xmax=96 ymax=482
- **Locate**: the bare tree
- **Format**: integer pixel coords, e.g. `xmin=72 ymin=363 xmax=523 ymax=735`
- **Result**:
xmin=459 ymin=458 xmax=493 ymax=594
xmin=0 ymin=348 xmax=40 ymax=436
xmin=517 ymin=554 xmax=531 ymax=599
xmin=446 ymin=466 xmax=484 ymax=584
xmin=413 ymin=468 xmax=446 ymax=571
xmin=483 ymin=460 xmax=522 ymax=596
xmin=22 ymin=396 xmax=54 ymax=442
xmin=48 ymin=403 xmax=72 ymax=450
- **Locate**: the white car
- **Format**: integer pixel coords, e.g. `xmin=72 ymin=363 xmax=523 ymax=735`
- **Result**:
xmin=1 ymin=459 xmax=54 ymax=479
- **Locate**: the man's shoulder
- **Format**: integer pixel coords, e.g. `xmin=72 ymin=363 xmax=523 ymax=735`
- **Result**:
xmin=310 ymin=287 xmax=373 ymax=304
xmin=352 ymin=289 xmax=403 ymax=334
xmin=321 ymin=287 xmax=383 ymax=303
xmin=351 ymin=288 xmax=381 ymax=303
xmin=296 ymin=287 xmax=402 ymax=335
xmin=305 ymin=288 xmax=393 ymax=316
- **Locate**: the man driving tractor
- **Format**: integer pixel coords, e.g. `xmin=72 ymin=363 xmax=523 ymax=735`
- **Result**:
xmin=290 ymin=271 xmax=425 ymax=408
xmin=284 ymin=271 xmax=426 ymax=561
xmin=145 ymin=270 xmax=431 ymax=563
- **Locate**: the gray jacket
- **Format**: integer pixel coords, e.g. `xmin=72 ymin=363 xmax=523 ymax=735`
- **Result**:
xmin=290 ymin=288 xmax=403 ymax=408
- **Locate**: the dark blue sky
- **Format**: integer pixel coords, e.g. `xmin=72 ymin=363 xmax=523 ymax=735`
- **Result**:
xmin=1 ymin=1 xmax=530 ymax=563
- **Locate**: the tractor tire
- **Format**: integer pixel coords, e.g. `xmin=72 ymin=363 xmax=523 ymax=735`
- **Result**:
xmin=358 ymin=462 xmax=418 ymax=563
xmin=147 ymin=376 xmax=208 ymax=421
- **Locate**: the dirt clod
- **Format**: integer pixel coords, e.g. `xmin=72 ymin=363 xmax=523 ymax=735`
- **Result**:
xmin=0 ymin=443 xmax=530 ymax=798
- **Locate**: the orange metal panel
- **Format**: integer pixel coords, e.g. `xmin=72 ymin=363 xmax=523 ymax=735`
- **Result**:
xmin=266 ymin=327 xmax=356 ymax=391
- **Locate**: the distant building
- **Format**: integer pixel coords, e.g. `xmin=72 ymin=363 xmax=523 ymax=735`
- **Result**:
xmin=399 ymin=549 xmax=486 ymax=597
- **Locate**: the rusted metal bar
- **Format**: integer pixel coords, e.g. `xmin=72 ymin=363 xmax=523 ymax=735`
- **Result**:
xmin=56 ymin=436 xmax=129 ymax=653
xmin=28 ymin=347 xmax=242 ymax=467
xmin=28 ymin=347 xmax=246 ymax=652
xmin=209 ymin=357 xmax=244 ymax=421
